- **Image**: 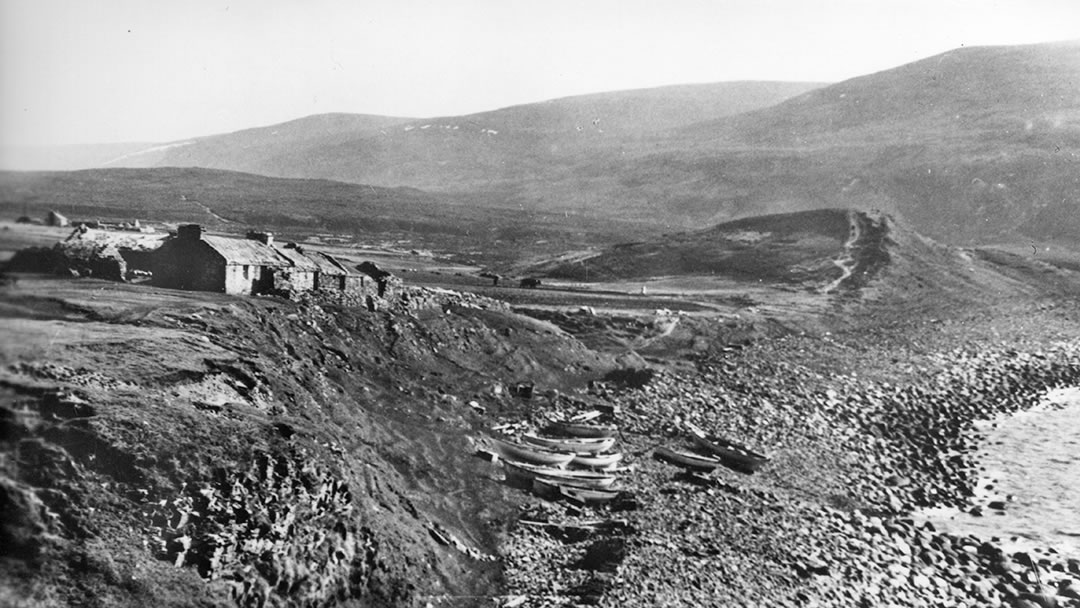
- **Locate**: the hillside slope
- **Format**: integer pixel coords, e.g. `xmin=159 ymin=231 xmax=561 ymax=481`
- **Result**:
xmin=198 ymin=42 xmax=1080 ymax=248
xmin=694 ymin=40 xmax=1080 ymax=144
xmin=541 ymin=41 xmax=1080 ymax=245
xmin=120 ymin=113 xmax=416 ymax=171
xmin=142 ymin=81 xmax=824 ymax=189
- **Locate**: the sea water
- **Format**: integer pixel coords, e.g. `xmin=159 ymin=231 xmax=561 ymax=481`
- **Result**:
xmin=920 ymin=387 xmax=1080 ymax=557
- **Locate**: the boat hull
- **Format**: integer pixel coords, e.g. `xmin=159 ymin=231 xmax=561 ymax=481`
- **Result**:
xmin=547 ymin=421 xmax=618 ymax=439
xmin=654 ymin=446 xmax=723 ymax=471
xmin=689 ymin=433 xmax=769 ymax=472
xmin=504 ymin=461 xmax=617 ymax=489
xmin=492 ymin=438 xmax=575 ymax=468
xmin=560 ymin=485 xmax=620 ymax=505
xmin=523 ymin=433 xmax=616 ymax=454
xmin=571 ymin=452 xmax=623 ymax=469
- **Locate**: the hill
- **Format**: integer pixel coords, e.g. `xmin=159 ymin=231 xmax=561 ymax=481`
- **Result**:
xmin=0 ymin=115 xmax=415 ymax=173
xmin=129 ymin=43 xmax=1080 ymax=249
xmin=534 ymin=209 xmax=861 ymax=287
xmin=123 ymin=82 xmax=824 ymax=189
xmin=696 ymin=40 xmax=1080 ymax=144
xmin=525 ymin=40 xmax=1080 ymax=245
xmin=116 ymin=113 xmax=416 ymax=171
xmin=528 ymin=207 xmax=1080 ymax=307
xmin=7 ymin=42 xmax=1080 ymax=250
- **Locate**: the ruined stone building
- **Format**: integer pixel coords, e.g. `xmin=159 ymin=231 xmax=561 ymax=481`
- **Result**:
xmin=6 ymin=226 xmax=165 ymax=280
xmin=357 ymin=261 xmax=403 ymax=300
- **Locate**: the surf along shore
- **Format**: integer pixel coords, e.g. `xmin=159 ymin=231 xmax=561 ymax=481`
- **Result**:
xmin=498 ymin=306 xmax=1080 ymax=607
xmin=920 ymin=387 xmax=1080 ymax=556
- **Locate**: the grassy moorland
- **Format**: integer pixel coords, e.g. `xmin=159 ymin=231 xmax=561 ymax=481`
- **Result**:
xmin=0 ymin=167 xmax=650 ymax=265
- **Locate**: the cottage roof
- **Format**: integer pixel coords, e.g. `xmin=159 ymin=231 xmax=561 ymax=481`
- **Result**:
xmin=306 ymin=251 xmax=355 ymax=276
xmin=273 ymin=245 xmax=320 ymax=271
xmin=202 ymin=235 xmax=291 ymax=266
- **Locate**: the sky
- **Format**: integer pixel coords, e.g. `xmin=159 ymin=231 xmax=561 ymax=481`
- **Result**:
xmin=1 ymin=0 xmax=1078 ymax=147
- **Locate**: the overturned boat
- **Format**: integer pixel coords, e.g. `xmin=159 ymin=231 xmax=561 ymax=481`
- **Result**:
xmin=653 ymin=446 xmax=723 ymax=471
xmin=547 ymin=420 xmax=618 ymax=439
xmin=530 ymin=477 xmax=621 ymax=505
xmin=522 ymin=432 xmax=616 ymax=454
xmin=570 ymin=451 xmax=623 ymax=470
xmin=560 ymin=484 xmax=621 ymax=505
xmin=491 ymin=437 xmax=576 ymax=468
xmin=688 ymin=429 xmax=770 ymax=473
xmin=503 ymin=460 xmax=618 ymax=489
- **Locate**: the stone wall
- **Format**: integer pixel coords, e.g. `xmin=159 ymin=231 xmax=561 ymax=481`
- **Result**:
xmin=152 ymin=240 xmax=226 ymax=292
xmin=272 ymin=268 xmax=316 ymax=293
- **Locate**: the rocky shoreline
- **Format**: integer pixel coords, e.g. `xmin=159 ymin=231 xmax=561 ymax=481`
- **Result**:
xmin=498 ymin=340 xmax=1080 ymax=607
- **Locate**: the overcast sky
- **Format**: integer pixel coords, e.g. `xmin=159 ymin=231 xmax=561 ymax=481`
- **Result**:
xmin=2 ymin=0 xmax=1078 ymax=147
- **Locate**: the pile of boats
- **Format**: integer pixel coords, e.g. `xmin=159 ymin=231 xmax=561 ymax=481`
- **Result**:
xmin=486 ymin=415 xmax=628 ymax=506
xmin=654 ymin=424 xmax=770 ymax=474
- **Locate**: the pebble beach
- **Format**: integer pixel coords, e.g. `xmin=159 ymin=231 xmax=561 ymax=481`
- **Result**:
xmin=499 ymin=339 xmax=1080 ymax=607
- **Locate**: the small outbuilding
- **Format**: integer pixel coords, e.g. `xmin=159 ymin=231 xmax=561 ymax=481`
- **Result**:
xmin=307 ymin=251 xmax=367 ymax=293
xmin=273 ymin=243 xmax=320 ymax=292
xmin=46 ymin=210 xmax=70 ymax=227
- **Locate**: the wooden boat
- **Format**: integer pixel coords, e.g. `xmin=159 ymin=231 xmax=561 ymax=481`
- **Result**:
xmin=491 ymin=438 xmax=575 ymax=468
xmin=653 ymin=446 xmax=723 ymax=471
xmin=522 ymin=433 xmax=616 ymax=454
xmin=547 ymin=420 xmax=618 ymax=439
xmin=570 ymin=452 xmax=623 ymax=470
xmin=532 ymin=478 xmax=621 ymax=505
xmin=560 ymin=484 xmax=620 ymax=505
xmin=689 ymin=430 xmax=770 ymax=472
xmin=503 ymin=461 xmax=617 ymax=489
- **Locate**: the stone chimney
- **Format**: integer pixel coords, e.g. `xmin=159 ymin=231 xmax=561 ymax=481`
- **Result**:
xmin=178 ymin=224 xmax=202 ymax=241
xmin=246 ymin=231 xmax=274 ymax=247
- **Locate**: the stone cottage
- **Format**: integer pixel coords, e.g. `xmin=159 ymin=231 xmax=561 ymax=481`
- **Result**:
xmin=152 ymin=225 xmax=382 ymax=297
xmin=153 ymin=225 xmax=294 ymax=294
